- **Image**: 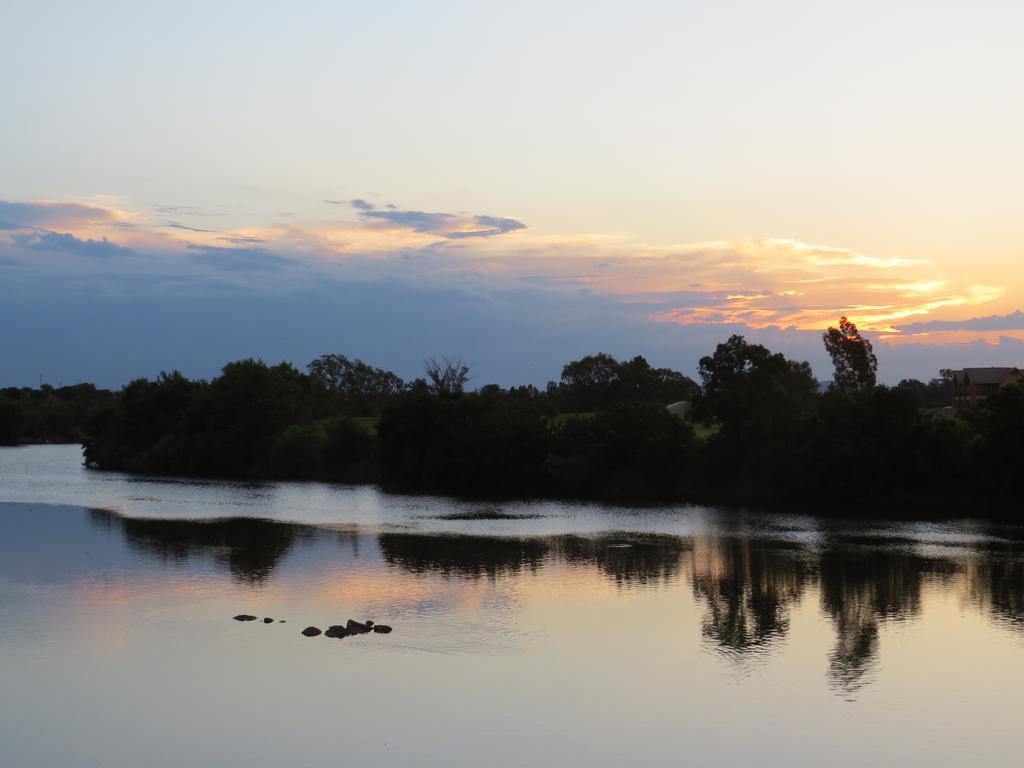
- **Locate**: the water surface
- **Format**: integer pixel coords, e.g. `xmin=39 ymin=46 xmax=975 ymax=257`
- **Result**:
xmin=2 ymin=445 xmax=1023 ymax=767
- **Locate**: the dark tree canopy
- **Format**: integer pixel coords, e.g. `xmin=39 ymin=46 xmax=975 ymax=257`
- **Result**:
xmin=0 ymin=383 xmax=114 ymax=445
xmin=694 ymin=335 xmax=819 ymax=491
xmin=695 ymin=335 xmax=818 ymax=428
xmin=307 ymin=354 xmax=405 ymax=415
xmin=60 ymin=336 xmax=1024 ymax=506
xmin=83 ymin=360 xmax=350 ymax=479
xmin=560 ymin=353 xmax=620 ymax=395
xmin=823 ymin=317 xmax=877 ymax=394
xmin=546 ymin=401 xmax=696 ymax=501
xmin=896 ymin=370 xmax=955 ymax=409
xmin=376 ymin=392 xmax=549 ymax=497
xmin=556 ymin=353 xmax=698 ymax=412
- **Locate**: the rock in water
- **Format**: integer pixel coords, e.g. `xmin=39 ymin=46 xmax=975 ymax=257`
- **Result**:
xmin=263 ymin=617 xmax=274 ymax=623
xmin=324 ymin=625 xmax=350 ymax=639
xmin=233 ymin=614 xmax=258 ymax=622
xmin=372 ymin=624 xmax=392 ymax=634
xmin=346 ymin=619 xmax=371 ymax=634
xmin=301 ymin=626 xmax=322 ymax=637
xmin=365 ymin=620 xmax=374 ymax=628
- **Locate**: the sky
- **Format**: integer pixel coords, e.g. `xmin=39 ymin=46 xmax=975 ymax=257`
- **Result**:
xmin=2 ymin=0 xmax=1024 ymax=388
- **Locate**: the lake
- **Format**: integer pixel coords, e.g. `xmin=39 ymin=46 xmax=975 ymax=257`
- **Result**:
xmin=2 ymin=444 xmax=1023 ymax=767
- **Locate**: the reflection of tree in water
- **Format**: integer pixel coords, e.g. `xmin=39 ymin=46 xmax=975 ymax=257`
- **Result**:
xmin=689 ymin=538 xmax=809 ymax=656
xmin=378 ymin=533 xmax=549 ymax=579
xmin=558 ymin=535 xmax=688 ymax=587
xmin=88 ymin=509 xmax=318 ymax=584
xmin=85 ymin=507 xmax=1024 ymax=695
xmin=378 ymin=532 xmax=688 ymax=585
xmin=686 ymin=534 xmax=995 ymax=698
xmin=961 ymin=541 xmax=1024 ymax=629
xmin=88 ymin=511 xmax=686 ymax=586
xmin=817 ymin=543 xmax=952 ymax=695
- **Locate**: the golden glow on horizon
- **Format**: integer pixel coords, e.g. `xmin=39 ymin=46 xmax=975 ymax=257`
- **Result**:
xmin=652 ymin=284 xmax=1007 ymax=333
xmin=877 ymin=328 xmax=1024 ymax=346
xmin=3 ymin=198 xmax=1021 ymax=345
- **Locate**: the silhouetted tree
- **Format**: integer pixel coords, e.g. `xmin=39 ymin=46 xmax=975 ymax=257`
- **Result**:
xmin=0 ymin=383 xmax=114 ymax=445
xmin=73 ymin=340 xmax=1024 ymax=505
xmin=84 ymin=361 xmax=331 ymax=478
xmin=307 ymin=354 xmax=405 ymax=414
xmin=424 ymin=356 xmax=471 ymax=397
xmin=823 ymin=316 xmax=877 ymax=394
xmin=920 ymin=369 xmax=955 ymax=408
xmin=896 ymin=372 xmax=954 ymax=409
xmin=556 ymin=352 xmax=697 ymax=412
xmin=559 ymin=353 xmax=620 ymax=411
xmin=694 ymin=335 xmax=818 ymax=494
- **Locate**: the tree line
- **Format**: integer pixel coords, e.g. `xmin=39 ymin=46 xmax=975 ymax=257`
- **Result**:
xmin=73 ymin=351 xmax=699 ymax=499
xmin=5 ymin=319 xmax=1023 ymax=505
xmin=0 ymin=384 xmax=115 ymax=445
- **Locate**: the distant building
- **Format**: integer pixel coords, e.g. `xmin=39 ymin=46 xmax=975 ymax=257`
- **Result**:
xmin=951 ymin=367 xmax=1024 ymax=405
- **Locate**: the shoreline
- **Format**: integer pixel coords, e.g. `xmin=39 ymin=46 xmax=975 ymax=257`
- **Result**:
xmin=2 ymin=443 xmax=1011 ymax=524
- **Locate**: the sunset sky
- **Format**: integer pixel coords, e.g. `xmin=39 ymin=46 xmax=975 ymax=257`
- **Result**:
xmin=3 ymin=0 xmax=1023 ymax=387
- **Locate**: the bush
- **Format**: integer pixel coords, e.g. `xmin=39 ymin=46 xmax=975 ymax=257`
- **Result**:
xmin=547 ymin=402 xmax=695 ymax=501
xmin=376 ymin=394 xmax=549 ymax=497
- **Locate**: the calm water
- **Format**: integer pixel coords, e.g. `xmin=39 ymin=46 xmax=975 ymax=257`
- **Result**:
xmin=2 ymin=445 xmax=1024 ymax=767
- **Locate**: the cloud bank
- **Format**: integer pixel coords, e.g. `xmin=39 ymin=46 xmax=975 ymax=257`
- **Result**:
xmin=0 ymin=196 xmax=1019 ymax=387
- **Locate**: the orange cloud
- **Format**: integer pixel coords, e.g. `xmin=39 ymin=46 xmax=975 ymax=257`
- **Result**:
xmin=1 ymin=198 xmax=1010 ymax=338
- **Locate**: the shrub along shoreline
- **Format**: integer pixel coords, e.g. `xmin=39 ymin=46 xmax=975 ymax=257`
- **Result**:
xmin=6 ymin=325 xmax=1022 ymax=508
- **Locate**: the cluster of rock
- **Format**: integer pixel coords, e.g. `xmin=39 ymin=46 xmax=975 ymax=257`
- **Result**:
xmin=233 ymin=614 xmax=284 ymax=624
xmin=233 ymin=614 xmax=391 ymax=639
xmin=302 ymin=619 xmax=393 ymax=638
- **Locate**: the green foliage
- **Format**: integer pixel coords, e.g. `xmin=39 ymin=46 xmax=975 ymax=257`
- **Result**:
xmin=547 ymin=402 xmax=696 ymax=501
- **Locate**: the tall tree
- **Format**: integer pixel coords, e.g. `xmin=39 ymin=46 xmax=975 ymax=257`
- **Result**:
xmin=694 ymin=335 xmax=818 ymax=491
xmin=424 ymin=356 xmax=471 ymax=397
xmin=823 ymin=317 xmax=877 ymax=394
xmin=696 ymin=335 xmax=818 ymax=429
xmin=307 ymin=354 xmax=405 ymax=414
